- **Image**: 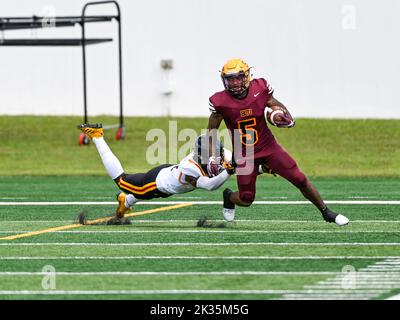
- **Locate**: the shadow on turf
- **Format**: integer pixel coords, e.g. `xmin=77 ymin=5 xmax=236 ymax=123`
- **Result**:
xmin=77 ymin=210 xmax=132 ymax=226
xmin=76 ymin=211 xmax=226 ymax=228
xmin=196 ymin=216 xmax=227 ymax=228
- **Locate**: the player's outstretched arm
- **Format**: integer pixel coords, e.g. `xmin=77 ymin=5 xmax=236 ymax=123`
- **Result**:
xmin=185 ymin=170 xmax=230 ymax=191
xmin=206 ymin=112 xmax=225 ymax=176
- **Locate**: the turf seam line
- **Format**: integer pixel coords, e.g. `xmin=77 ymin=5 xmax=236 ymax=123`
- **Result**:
xmin=2 ymin=271 xmax=399 ymax=276
xmin=0 ymin=256 xmax=399 ymax=260
xmin=0 ymin=289 xmax=388 ymax=296
xmin=0 ymin=200 xmax=399 ymax=205
xmin=1 ymin=219 xmax=399 ymax=223
xmin=1 ymin=230 xmax=400 ymax=234
xmin=1 ymin=242 xmax=400 ymax=246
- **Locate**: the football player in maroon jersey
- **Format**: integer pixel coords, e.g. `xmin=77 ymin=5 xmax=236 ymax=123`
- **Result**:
xmin=207 ymin=58 xmax=349 ymax=226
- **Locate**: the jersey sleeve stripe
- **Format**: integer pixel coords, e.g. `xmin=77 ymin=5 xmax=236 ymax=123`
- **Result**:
xmin=188 ymin=159 xmax=207 ymax=177
xmin=267 ymin=84 xmax=274 ymax=95
xmin=178 ymin=172 xmax=189 ymax=185
xmin=208 ymin=102 xmax=216 ymax=113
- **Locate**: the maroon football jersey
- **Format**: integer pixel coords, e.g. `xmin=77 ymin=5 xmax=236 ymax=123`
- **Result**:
xmin=209 ymin=78 xmax=275 ymax=156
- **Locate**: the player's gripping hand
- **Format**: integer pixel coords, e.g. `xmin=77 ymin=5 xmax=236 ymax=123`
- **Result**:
xmin=207 ymin=156 xmax=223 ymax=177
xmin=223 ymin=159 xmax=237 ymax=175
xmin=274 ymin=113 xmax=295 ymax=127
xmin=266 ymin=106 xmax=296 ymax=128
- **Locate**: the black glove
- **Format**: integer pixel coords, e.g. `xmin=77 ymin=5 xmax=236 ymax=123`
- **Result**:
xmin=224 ymin=157 xmax=237 ymax=175
xmin=259 ymin=163 xmax=277 ymax=176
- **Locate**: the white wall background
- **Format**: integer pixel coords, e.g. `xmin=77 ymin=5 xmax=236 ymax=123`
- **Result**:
xmin=0 ymin=0 xmax=399 ymax=118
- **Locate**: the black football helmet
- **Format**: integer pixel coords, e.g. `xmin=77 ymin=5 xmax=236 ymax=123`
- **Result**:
xmin=193 ymin=134 xmax=224 ymax=166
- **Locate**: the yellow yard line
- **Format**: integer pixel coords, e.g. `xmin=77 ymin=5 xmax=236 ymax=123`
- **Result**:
xmin=0 ymin=224 xmax=82 ymax=241
xmin=0 ymin=203 xmax=193 ymax=241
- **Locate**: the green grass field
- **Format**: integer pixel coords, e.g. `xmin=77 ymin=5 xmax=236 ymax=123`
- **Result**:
xmin=0 ymin=116 xmax=399 ymax=176
xmin=0 ymin=176 xmax=399 ymax=300
xmin=0 ymin=116 xmax=399 ymax=300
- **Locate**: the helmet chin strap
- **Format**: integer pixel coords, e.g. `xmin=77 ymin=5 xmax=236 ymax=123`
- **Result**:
xmin=229 ymin=87 xmax=248 ymax=99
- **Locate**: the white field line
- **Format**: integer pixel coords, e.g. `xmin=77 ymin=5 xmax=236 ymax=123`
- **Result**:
xmin=386 ymin=294 xmax=400 ymax=300
xmin=307 ymin=285 xmax=400 ymax=289
xmin=0 ymin=271 xmax=340 ymax=276
xmin=320 ymin=277 xmax=400 ymax=281
xmin=1 ymin=219 xmax=399 ymax=224
xmin=282 ymin=258 xmax=400 ymax=300
xmin=0 ymin=200 xmax=399 ymax=205
xmin=310 ymin=286 xmax=400 ymax=290
xmin=0 ymin=230 xmax=399 ymax=234
xmin=312 ymin=276 xmax=400 ymax=280
xmin=279 ymin=296 xmax=371 ymax=300
xmin=0 ymin=198 xmax=29 ymax=200
xmin=358 ymin=266 xmax=400 ymax=272
xmin=1 ymin=242 xmax=400 ymax=246
xmin=311 ymin=283 xmax=400 ymax=287
xmin=0 ymin=289 xmax=387 ymax=296
xmin=0 ymin=256 xmax=398 ymax=260
xmin=368 ymin=266 xmax=400 ymax=269
xmin=1 ymin=271 xmax=400 ymax=277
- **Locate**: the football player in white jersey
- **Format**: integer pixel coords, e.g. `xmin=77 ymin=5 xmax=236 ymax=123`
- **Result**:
xmin=78 ymin=124 xmax=236 ymax=220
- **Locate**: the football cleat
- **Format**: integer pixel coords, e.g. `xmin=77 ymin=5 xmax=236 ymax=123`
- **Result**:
xmin=321 ymin=208 xmax=349 ymax=226
xmin=223 ymin=208 xmax=235 ymax=222
xmin=222 ymin=188 xmax=235 ymax=222
xmin=77 ymin=123 xmax=103 ymax=140
xmin=335 ymin=214 xmax=350 ymax=226
xmin=115 ymin=192 xmax=132 ymax=218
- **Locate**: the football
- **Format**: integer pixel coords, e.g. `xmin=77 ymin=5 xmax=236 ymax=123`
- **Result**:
xmin=265 ymin=106 xmax=295 ymax=128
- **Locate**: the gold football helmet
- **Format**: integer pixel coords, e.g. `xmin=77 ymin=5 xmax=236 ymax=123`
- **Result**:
xmin=220 ymin=59 xmax=251 ymax=96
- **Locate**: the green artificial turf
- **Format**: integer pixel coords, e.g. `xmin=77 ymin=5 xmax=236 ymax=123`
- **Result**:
xmin=0 ymin=116 xmax=398 ymax=300
xmin=0 ymin=176 xmax=399 ymax=300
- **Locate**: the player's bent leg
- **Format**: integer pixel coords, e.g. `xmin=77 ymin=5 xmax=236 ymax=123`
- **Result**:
xmin=78 ymin=124 xmax=124 ymax=180
xmin=236 ymin=170 xmax=257 ymax=205
xmin=223 ymin=188 xmax=235 ymax=221
xmin=114 ymin=173 xmax=145 ymax=217
xmin=236 ymin=190 xmax=255 ymax=206
xmin=222 ymin=189 xmax=253 ymax=222
xmin=297 ymin=177 xmax=349 ymax=226
xmin=267 ymin=148 xmax=349 ymax=226
xmin=230 ymin=170 xmax=257 ymax=207
xmin=221 ymin=167 xmax=257 ymax=221
xmin=114 ymin=165 xmax=172 ymax=218
xmin=115 ymin=191 xmax=133 ymax=218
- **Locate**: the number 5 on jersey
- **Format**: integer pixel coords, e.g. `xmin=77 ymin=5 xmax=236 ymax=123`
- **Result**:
xmin=238 ymin=118 xmax=258 ymax=146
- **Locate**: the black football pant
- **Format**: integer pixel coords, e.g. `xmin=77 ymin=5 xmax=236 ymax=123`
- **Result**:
xmin=115 ymin=164 xmax=172 ymax=200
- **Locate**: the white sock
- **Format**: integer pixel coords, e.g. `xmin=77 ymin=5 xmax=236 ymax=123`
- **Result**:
xmin=125 ymin=194 xmax=138 ymax=207
xmin=92 ymin=137 xmax=124 ymax=180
